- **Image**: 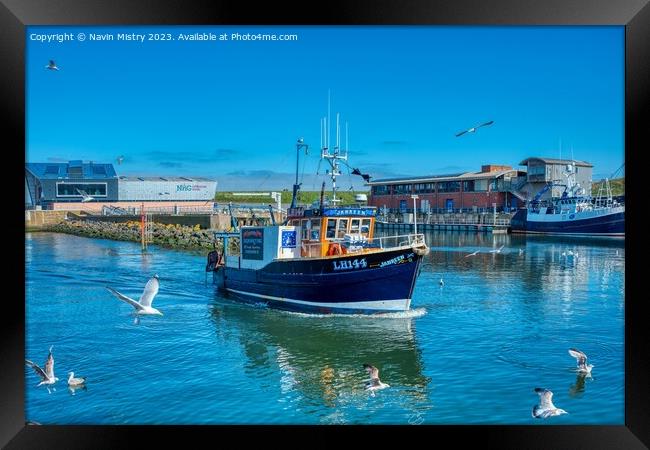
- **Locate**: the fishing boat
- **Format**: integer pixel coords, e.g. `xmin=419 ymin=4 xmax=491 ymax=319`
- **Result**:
xmin=206 ymin=109 xmax=430 ymax=314
xmin=510 ymin=163 xmax=624 ymax=237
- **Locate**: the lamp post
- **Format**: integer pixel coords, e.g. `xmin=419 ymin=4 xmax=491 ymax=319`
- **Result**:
xmin=411 ymin=194 xmax=419 ymax=236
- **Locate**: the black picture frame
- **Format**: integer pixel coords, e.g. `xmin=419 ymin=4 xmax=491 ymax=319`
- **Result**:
xmin=4 ymin=0 xmax=647 ymax=448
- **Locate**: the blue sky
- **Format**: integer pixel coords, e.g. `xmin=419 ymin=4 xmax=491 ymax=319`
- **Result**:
xmin=26 ymin=26 xmax=624 ymax=190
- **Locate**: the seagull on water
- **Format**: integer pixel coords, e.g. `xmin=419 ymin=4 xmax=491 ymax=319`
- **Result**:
xmin=106 ymin=274 xmax=162 ymax=324
xmin=455 ymin=120 xmax=494 ymax=137
xmin=45 ymin=60 xmax=59 ymax=71
xmin=464 ymin=250 xmax=479 ymax=258
xmin=439 ymin=278 xmax=445 ymax=286
xmin=532 ymin=388 xmax=568 ymax=419
xmin=25 ymin=345 xmax=59 ymax=387
xmin=363 ymin=364 xmax=390 ymax=395
xmin=67 ymin=372 xmax=86 ymax=387
xmin=568 ymin=348 xmax=593 ymax=375
xmin=489 ymin=245 xmax=504 ymax=254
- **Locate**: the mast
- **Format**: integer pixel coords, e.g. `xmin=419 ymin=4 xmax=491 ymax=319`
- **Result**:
xmin=290 ymin=138 xmax=309 ymax=209
xmin=320 ymin=94 xmax=348 ymax=205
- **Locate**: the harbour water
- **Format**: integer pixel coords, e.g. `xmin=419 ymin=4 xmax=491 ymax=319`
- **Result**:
xmin=25 ymin=231 xmax=624 ymax=424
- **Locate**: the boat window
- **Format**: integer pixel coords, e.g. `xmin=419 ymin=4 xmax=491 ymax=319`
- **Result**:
xmin=310 ymin=219 xmax=320 ymax=240
xmin=350 ymin=219 xmax=361 ymax=234
xmin=337 ymin=219 xmax=349 ymax=238
xmin=361 ymin=219 xmax=371 ymax=237
xmin=300 ymin=220 xmax=309 ymax=240
xmin=326 ymin=219 xmax=337 ymax=239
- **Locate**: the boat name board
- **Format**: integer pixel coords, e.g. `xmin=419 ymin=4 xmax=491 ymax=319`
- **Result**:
xmin=375 ymin=252 xmax=415 ymax=269
xmin=332 ymin=258 xmax=368 ymax=271
xmin=323 ymin=208 xmax=375 ymax=217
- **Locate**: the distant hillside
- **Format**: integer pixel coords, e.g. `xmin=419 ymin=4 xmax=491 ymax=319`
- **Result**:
xmin=591 ymin=177 xmax=624 ymax=196
xmin=215 ymin=190 xmax=369 ymax=205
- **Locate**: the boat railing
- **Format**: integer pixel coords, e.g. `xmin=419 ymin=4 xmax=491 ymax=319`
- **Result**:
xmin=298 ymin=233 xmax=426 ymax=257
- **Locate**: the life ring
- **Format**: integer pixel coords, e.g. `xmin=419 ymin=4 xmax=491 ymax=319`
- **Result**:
xmin=327 ymin=243 xmax=342 ymax=256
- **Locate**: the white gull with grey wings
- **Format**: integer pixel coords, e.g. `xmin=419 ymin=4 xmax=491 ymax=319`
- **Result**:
xmin=568 ymin=348 xmax=593 ymax=375
xmin=106 ymin=275 xmax=162 ymax=322
xmin=25 ymin=345 xmax=59 ymax=386
xmin=363 ymin=364 xmax=390 ymax=394
xmin=532 ymin=388 xmax=567 ymax=418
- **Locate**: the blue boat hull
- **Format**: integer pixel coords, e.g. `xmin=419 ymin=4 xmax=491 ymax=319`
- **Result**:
xmin=213 ymin=247 xmax=423 ymax=314
xmin=510 ymin=209 xmax=625 ymax=236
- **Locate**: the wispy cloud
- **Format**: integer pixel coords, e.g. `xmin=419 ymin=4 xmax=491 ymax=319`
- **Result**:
xmin=146 ymin=148 xmax=243 ymax=164
xmin=216 ymin=170 xmax=369 ymax=191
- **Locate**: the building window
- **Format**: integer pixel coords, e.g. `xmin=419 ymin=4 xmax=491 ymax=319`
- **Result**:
xmin=415 ymin=183 xmax=434 ymax=193
xmin=56 ymin=183 xmax=107 ymax=197
xmin=463 ymin=180 xmax=475 ymax=192
xmin=438 ymin=181 xmax=460 ymax=193
xmin=372 ymin=185 xmax=389 ymax=196
xmin=393 ymin=184 xmax=412 ymax=195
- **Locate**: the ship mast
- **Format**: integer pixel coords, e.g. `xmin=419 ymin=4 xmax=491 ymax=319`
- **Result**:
xmin=320 ymin=92 xmax=348 ymax=206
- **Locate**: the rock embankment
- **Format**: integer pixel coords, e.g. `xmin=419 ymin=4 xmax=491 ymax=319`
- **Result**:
xmin=44 ymin=220 xmax=217 ymax=251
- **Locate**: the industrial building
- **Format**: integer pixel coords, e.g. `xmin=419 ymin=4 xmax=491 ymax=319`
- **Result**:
xmin=25 ymin=160 xmax=217 ymax=213
xmin=367 ymin=157 xmax=593 ymax=213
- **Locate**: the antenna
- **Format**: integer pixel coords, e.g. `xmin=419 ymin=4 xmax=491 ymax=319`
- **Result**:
xmin=327 ymin=89 xmax=331 ymax=153
xmin=319 ymin=92 xmax=348 ymax=205
xmin=345 ymin=122 xmax=349 ymax=159
xmin=559 ymin=138 xmax=562 ymax=160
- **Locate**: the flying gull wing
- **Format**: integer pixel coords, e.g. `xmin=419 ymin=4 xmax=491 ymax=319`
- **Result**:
xmin=106 ymin=287 xmax=144 ymax=311
xmin=25 ymin=360 xmax=48 ymax=381
xmin=535 ymin=388 xmax=554 ymax=409
xmin=455 ymin=130 xmax=468 ymax=137
xmin=363 ymin=364 xmax=379 ymax=380
xmin=568 ymin=348 xmax=587 ymax=367
xmin=479 ymin=120 xmax=494 ymax=128
xmin=44 ymin=349 xmax=54 ymax=379
xmin=139 ymin=277 xmax=159 ymax=307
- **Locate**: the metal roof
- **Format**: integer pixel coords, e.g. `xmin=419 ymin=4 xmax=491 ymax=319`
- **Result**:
xmin=367 ymin=169 xmax=524 ymax=185
xmin=25 ymin=162 xmax=117 ymax=179
xmin=519 ymin=157 xmax=593 ymax=167
xmin=118 ymin=176 xmax=216 ymax=182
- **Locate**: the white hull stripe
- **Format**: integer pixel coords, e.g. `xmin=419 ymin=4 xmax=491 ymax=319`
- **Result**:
xmin=225 ymin=288 xmax=410 ymax=311
xmin=511 ymin=230 xmax=624 ymax=237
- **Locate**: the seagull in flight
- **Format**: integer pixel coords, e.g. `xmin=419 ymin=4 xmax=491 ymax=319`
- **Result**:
xmin=25 ymin=345 xmax=59 ymax=387
xmin=532 ymin=388 xmax=568 ymax=419
xmin=45 ymin=60 xmax=59 ymax=71
xmin=76 ymin=189 xmax=95 ymax=203
xmin=363 ymin=364 xmax=390 ymax=395
xmin=568 ymin=348 xmax=594 ymax=375
xmin=106 ymin=274 xmax=162 ymax=324
xmin=455 ymin=120 xmax=494 ymax=137
xmin=464 ymin=250 xmax=479 ymax=258
xmin=489 ymin=245 xmax=504 ymax=254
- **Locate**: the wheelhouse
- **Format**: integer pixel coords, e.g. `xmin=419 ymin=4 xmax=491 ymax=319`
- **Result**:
xmin=286 ymin=206 xmax=377 ymax=258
